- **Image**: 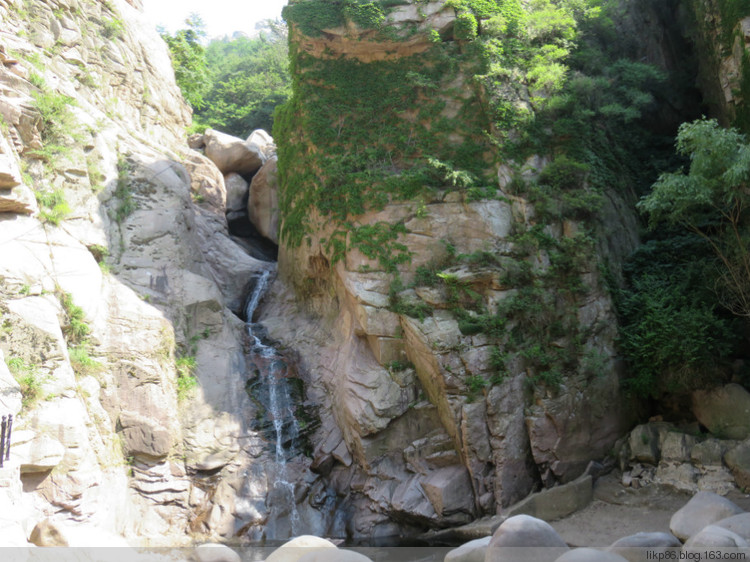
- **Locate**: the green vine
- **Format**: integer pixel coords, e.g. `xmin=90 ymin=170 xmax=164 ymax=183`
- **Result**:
xmin=274 ymin=35 xmax=493 ymax=268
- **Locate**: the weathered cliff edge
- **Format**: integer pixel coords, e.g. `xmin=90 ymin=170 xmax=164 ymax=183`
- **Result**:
xmin=0 ymin=0 xmax=288 ymax=544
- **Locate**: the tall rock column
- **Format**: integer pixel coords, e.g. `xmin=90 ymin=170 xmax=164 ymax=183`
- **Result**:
xmin=262 ymin=0 xmax=638 ymax=536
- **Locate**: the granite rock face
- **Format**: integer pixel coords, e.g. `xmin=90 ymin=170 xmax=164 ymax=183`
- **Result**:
xmin=260 ymin=0 xmax=639 ymax=534
xmin=0 ymin=0 xmax=282 ymax=544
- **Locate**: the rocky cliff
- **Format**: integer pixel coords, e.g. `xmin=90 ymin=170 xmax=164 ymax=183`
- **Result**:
xmin=2 ymin=0 xmax=750 ymax=548
xmin=258 ymin=0 xmax=647 ymax=536
xmin=0 ymin=0 xmax=290 ymax=545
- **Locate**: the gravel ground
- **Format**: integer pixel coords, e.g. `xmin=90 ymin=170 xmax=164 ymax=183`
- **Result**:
xmin=551 ymin=473 xmax=750 ymax=547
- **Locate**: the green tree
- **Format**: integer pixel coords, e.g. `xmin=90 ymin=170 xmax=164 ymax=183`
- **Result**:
xmin=161 ymin=14 xmax=211 ymax=110
xmin=638 ymin=118 xmax=750 ymax=316
xmin=196 ymin=23 xmax=291 ymax=136
xmin=616 ymin=236 xmax=738 ymax=398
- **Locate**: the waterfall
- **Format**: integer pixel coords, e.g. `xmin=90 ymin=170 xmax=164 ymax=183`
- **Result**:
xmin=244 ymin=271 xmax=301 ymax=537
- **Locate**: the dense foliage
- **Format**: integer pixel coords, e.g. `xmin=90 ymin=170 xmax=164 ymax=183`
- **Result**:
xmin=271 ymin=0 xmax=682 ymax=394
xmin=615 ymin=235 xmax=739 ymax=398
xmin=161 ymin=17 xmax=291 ymax=136
xmin=197 ymin=24 xmax=291 ymax=135
xmin=275 ymin=0 xmax=667 ymax=259
xmin=160 ymin=15 xmax=211 ymax=110
xmin=640 ymin=119 xmax=750 ymax=317
xmin=614 ymin=119 xmax=750 ymax=399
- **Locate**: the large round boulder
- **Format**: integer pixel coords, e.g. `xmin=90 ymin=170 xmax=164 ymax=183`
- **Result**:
xmin=486 ymin=515 xmax=569 ymax=562
xmin=692 ymin=383 xmax=750 ymax=440
xmin=194 ymin=543 xmax=241 ymax=562
xmin=712 ymin=512 xmax=750 ymax=541
xmin=297 ymin=549 xmax=372 ymax=562
xmin=669 ymin=491 xmax=745 ymax=541
xmin=247 ymin=156 xmax=279 ymax=244
xmin=264 ymin=535 xmax=338 ymax=562
xmin=725 ymin=440 xmax=750 ymax=489
xmin=203 ymin=129 xmax=269 ymax=176
xmin=225 ymin=172 xmax=249 ymax=214
xmin=684 ymin=525 xmax=748 ymax=548
xmin=608 ymin=532 xmax=682 ymax=562
xmin=445 ymin=536 xmax=491 ymax=562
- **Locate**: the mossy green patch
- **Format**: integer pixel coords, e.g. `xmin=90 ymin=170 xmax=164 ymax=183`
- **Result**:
xmin=274 ymin=39 xmax=494 ymax=268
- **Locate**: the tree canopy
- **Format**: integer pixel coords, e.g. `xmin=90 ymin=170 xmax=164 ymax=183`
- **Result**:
xmin=161 ymin=16 xmax=291 ymax=137
xmin=638 ymin=118 xmax=750 ymax=316
xmin=160 ymin=14 xmax=210 ymax=110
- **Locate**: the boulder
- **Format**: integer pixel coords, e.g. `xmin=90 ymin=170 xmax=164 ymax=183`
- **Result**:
xmin=29 ymin=519 xmax=69 ymax=546
xmin=194 ymin=543 xmax=241 ymax=562
xmin=725 ymin=440 xmax=750 ymax=489
xmin=247 ymin=129 xmax=276 ymax=158
xmin=203 ymin=128 xmax=267 ymax=175
xmin=691 ymin=438 xmax=728 ymax=467
xmin=247 ymin=156 xmax=279 ymax=244
xmin=188 ymin=133 xmax=205 ymax=149
xmin=421 ymin=465 xmax=475 ymax=516
xmin=692 ymin=384 xmax=750 ymax=440
xmin=669 ymin=491 xmax=745 ymax=541
xmin=486 ymin=515 xmax=569 ymax=562
xmin=660 ymin=431 xmax=697 ymax=462
xmin=628 ymin=423 xmax=664 ymax=464
xmin=608 ymin=532 xmax=682 ymax=562
xmin=684 ymin=524 xmax=748 ymax=548
xmin=445 ymin=536 xmax=491 ymax=562
xmin=554 ymin=548 xmax=628 ymax=562
xmin=183 ymin=151 xmax=227 ymax=213
xmin=225 ymin=172 xmax=249 ymax=213
xmin=264 ymin=536 xmax=339 ymax=562
xmin=712 ymin=512 xmax=750 ymax=540
xmin=505 ymin=474 xmax=593 ymax=521
xmin=297 ymin=550 xmax=373 ymax=562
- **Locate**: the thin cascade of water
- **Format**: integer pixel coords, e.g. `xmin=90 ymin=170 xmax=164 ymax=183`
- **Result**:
xmin=244 ymin=271 xmax=301 ymax=537
xmin=245 ymin=270 xmax=271 ymax=326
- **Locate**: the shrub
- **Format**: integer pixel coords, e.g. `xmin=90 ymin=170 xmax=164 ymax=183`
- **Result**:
xmin=465 ymin=374 xmax=486 ymax=401
xmin=539 ymin=156 xmax=589 ymax=191
xmin=30 ymin=90 xmax=77 ymax=156
xmin=6 ymin=357 xmax=45 ymax=409
xmin=638 ymin=118 xmax=750 ymax=317
xmin=36 ymin=189 xmax=71 ymax=225
xmin=59 ymin=291 xmax=91 ymax=344
xmin=455 ymin=12 xmax=478 ymax=40
xmin=615 ymin=236 xmax=739 ymax=398
xmin=102 ymin=17 xmax=125 ymax=39
xmin=69 ymin=344 xmax=103 ymax=377
xmin=112 ymin=156 xmax=135 ymax=221
xmin=386 ymin=359 xmax=414 ymax=372
xmin=175 ymin=355 xmax=198 ymax=400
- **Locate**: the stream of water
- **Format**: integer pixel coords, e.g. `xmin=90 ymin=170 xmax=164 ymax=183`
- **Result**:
xmin=244 ymin=270 xmax=301 ymax=537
